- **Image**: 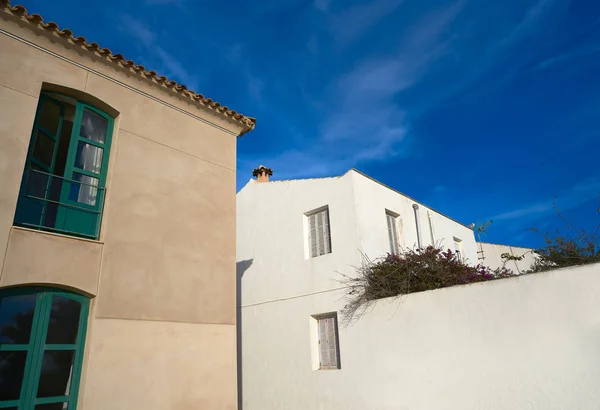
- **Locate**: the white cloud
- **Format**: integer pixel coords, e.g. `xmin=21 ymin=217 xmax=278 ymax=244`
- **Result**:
xmin=497 ymin=0 xmax=557 ymax=48
xmin=239 ymin=0 xmax=565 ymax=185
xmin=488 ymin=177 xmax=600 ymax=221
xmin=118 ymin=14 xmax=198 ymax=90
xmin=119 ymin=14 xmax=155 ymax=45
xmin=329 ymin=0 xmax=405 ymax=47
xmin=246 ymin=2 xmax=464 ymax=180
xmin=536 ymin=46 xmax=600 ymax=70
xmin=314 ymin=0 xmax=331 ymax=12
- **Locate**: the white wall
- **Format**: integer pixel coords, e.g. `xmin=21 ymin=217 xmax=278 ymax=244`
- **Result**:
xmin=238 ymin=169 xmax=492 ymax=409
xmin=237 ymin=174 xmax=362 ymax=306
xmin=237 ymin=170 xmax=477 ymax=307
xmin=478 ymin=242 xmax=538 ymax=273
xmin=241 ymin=263 xmax=600 ymax=410
xmin=350 ymin=171 xmax=478 ymax=263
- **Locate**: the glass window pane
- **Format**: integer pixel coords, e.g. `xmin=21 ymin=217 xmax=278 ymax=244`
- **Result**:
xmin=32 ymin=131 xmax=55 ymax=167
xmin=80 ymin=109 xmax=107 ymax=144
xmin=38 ymin=99 xmax=61 ymax=135
xmin=0 ymin=294 xmax=37 ymax=344
xmin=74 ymin=141 xmax=103 ymax=174
xmin=0 ymin=351 xmax=27 ymax=401
xmin=68 ymin=173 xmax=99 ymax=206
xmin=26 ymin=165 xmax=49 ymax=199
xmin=46 ymin=296 xmax=81 ymax=345
xmin=37 ymin=350 xmax=74 ymax=398
xmin=35 ymin=403 xmax=68 ymax=410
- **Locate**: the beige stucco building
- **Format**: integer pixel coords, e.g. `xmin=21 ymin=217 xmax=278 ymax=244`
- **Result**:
xmin=0 ymin=2 xmax=254 ymax=409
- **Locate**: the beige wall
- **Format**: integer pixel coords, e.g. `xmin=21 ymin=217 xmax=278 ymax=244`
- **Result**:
xmin=82 ymin=318 xmax=237 ymax=410
xmin=1 ymin=227 xmax=102 ymax=295
xmin=0 ymin=13 xmax=240 ymax=410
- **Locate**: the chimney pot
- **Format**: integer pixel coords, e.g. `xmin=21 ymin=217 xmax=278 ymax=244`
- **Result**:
xmin=252 ymin=165 xmax=273 ymax=182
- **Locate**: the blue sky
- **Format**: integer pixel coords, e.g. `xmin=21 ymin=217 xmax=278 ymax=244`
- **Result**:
xmin=21 ymin=0 xmax=600 ymax=248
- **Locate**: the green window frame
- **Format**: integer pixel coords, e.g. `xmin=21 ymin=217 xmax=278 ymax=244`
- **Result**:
xmin=14 ymin=92 xmax=114 ymax=240
xmin=0 ymin=287 xmax=89 ymax=410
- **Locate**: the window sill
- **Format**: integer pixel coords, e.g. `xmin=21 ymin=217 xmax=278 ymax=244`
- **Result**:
xmin=306 ymin=252 xmax=333 ymax=261
xmin=11 ymin=226 xmax=104 ymax=245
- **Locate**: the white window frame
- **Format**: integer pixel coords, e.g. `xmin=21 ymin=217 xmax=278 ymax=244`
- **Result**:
xmin=312 ymin=312 xmax=341 ymax=370
xmin=453 ymin=237 xmax=463 ymax=262
xmin=306 ymin=206 xmax=332 ymax=258
xmin=386 ymin=210 xmax=400 ymax=254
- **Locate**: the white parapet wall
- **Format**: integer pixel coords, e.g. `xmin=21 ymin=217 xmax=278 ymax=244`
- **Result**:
xmin=478 ymin=241 xmax=538 ymax=273
xmin=241 ymin=263 xmax=600 ymax=410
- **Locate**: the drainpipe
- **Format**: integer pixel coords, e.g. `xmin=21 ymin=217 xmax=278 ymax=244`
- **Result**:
xmin=412 ymin=204 xmax=422 ymax=249
xmin=427 ymin=211 xmax=435 ymax=246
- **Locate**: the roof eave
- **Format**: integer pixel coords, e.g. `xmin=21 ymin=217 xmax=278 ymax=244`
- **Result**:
xmin=0 ymin=0 xmax=256 ymax=135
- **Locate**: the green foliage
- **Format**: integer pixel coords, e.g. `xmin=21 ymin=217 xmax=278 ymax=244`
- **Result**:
xmin=528 ymin=202 xmax=600 ymax=272
xmin=340 ymin=246 xmax=514 ymax=325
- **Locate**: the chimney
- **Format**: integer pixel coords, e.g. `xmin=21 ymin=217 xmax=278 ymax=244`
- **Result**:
xmin=252 ymin=165 xmax=273 ymax=182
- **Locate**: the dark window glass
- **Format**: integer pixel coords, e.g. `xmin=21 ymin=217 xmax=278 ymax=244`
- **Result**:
xmin=35 ymin=404 xmax=68 ymax=409
xmin=46 ymin=297 xmax=81 ymax=345
xmin=80 ymin=109 xmax=107 ymax=144
xmin=32 ymin=131 xmax=55 ymax=167
xmin=0 ymin=294 xmax=37 ymax=344
xmin=0 ymin=351 xmax=27 ymax=400
xmin=38 ymin=100 xmax=61 ymax=135
xmin=26 ymin=165 xmax=49 ymax=199
xmin=37 ymin=350 xmax=75 ymax=398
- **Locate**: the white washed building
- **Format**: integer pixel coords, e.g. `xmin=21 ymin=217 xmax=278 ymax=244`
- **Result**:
xmin=477 ymin=241 xmax=539 ymax=274
xmin=237 ymin=166 xmax=482 ymax=409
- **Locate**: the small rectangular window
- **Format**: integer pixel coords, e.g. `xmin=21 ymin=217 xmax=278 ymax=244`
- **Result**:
xmin=315 ymin=313 xmax=340 ymax=370
xmin=454 ymin=237 xmax=463 ymax=262
xmin=307 ymin=206 xmax=331 ymax=258
xmin=386 ymin=211 xmax=400 ymax=254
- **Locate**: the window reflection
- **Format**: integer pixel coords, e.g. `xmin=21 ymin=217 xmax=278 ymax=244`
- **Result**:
xmin=0 ymin=294 xmax=37 ymax=344
xmin=37 ymin=350 xmax=74 ymax=398
xmin=68 ymin=173 xmax=99 ymax=206
xmin=46 ymin=296 xmax=81 ymax=345
xmin=80 ymin=109 xmax=107 ymax=144
xmin=0 ymin=351 xmax=27 ymax=401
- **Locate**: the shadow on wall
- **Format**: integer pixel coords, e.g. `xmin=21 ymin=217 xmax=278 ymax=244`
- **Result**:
xmin=236 ymin=259 xmax=253 ymax=410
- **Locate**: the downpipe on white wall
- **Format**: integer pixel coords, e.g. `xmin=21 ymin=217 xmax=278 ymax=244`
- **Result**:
xmin=412 ymin=204 xmax=422 ymax=249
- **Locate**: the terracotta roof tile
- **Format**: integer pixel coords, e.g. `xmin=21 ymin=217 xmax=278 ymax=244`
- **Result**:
xmin=0 ymin=0 xmax=256 ymax=135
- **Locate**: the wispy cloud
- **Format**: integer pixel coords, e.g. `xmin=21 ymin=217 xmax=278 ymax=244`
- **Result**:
xmin=497 ymin=0 xmax=556 ymax=48
xmin=536 ymin=46 xmax=600 ymax=70
xmin=117 ymin=14 xmax=198 ymax=90
xmin=410 ymin=0 xmax=562 ymax=114
xmin=313 ymin=0 xmax=331 ymax=12
xmin=144 ymin=0 xmax=186 ymax=5
xmin=328 ymin=0 xmax=405 ymax=47
xmin=240 ymin=0 xmax=568 ymax=188
xmin=241 ymin=1 xmax=464 ymax=181
xmin=488 ymin=177 xmax=600 ymax=221
xmin=225 ymin=44 xmax=266 ymax=106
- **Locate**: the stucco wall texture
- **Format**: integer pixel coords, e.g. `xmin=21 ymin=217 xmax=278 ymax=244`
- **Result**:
xmin=241 ymin=263 xmax=600 ymax=410
xmin=0 ymin=13 xmax=242 ymax=410
xmin=478 ymin=241 xmax=538 ymax=274
xmin=237 ymin=169 xmax=479 ymax=308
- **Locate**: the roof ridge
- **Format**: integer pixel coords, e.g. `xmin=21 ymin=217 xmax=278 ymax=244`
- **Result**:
xmin=0 ymin=1 xmax=256 ymax=135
